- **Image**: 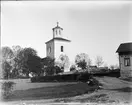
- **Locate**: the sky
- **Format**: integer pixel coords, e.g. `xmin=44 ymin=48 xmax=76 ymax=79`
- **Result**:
xmin=1 ymin=1 xmax=132 ymax=66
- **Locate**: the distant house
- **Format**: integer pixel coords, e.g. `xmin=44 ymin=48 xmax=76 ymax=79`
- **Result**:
xmin=116 ymin=42 xmax=132 ymax=78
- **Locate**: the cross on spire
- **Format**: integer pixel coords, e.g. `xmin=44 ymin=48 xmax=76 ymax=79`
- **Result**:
xmin=57 ymin=22 xmax=59 ymax=27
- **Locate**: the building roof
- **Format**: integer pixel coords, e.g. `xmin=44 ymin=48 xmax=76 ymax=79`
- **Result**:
xmin=116 ymin=42 xmax=132 ymax=53
xmin=52 ymin=26 xmax=63 ymax=30
xmin=45 ymin=37 xmax=71 ymax=44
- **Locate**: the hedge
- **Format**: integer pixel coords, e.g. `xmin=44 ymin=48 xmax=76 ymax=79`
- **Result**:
xmin=31 ymin=72 xmax=92 ymax=82
xmin=31 ymin=69 xmax=120 ymax=82
xmin=92 ymin=70 xmax=120 ymax=77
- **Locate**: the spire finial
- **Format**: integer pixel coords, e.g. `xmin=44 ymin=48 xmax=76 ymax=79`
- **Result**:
xmin=57 ymin=22 xmax=59 ymax=26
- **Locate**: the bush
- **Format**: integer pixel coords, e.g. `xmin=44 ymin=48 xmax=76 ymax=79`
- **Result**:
xmin=88 ymin=77 xmax=103 ymax=86
xmin=77 ymin=72 xmax=92 ymax=82
xmin=1 ymin=81 xmax=16 ymax=99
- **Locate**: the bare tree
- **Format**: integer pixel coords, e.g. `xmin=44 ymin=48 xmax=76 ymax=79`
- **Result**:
xmin=87 ymin=58 xmax=92 ymax=67
xmin=95 ymin=56 xmax=104 ymax=67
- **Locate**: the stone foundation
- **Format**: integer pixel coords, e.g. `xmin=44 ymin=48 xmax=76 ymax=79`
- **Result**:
xmin=120 ymin=70 xmax=132 ymax=79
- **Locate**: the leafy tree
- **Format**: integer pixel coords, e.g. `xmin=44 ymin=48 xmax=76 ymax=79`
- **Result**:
xmin=75 ymin=53 xmax=91 ymax=69
xmin=27 ymin=55 xmax=42 ymax=76
xmin=1 ymin=46 xmax=40 ymax=78
xmin=77 ymin=60 xmax=87 ymax=69
xmin=56 ymin=54 xmax=69 ymax=71
xmin=11 ymin=45 xmax=23 ymax=78
xmin=44 ymin=66 xmax=55 ymax=76
xmin=45 ymin=65 xmax=62 ymax=76
xmin=41 ymin=57 xmax=55 ymax=75
xmin=2 ymin=47 xmax=14 ymax=61
xmin=12 ymin=45 xmax=22 ymax=57
xmin=2 ymin=61 xmax=12 ymax=79
xmin=2 ymin=47 xmax=14 ymax=79
xmin=41 ymin=57 xmax=63 ymax=75
xmin=16 ymin=47 xmax=37 ymax=77
xmin=41 ymin=57 xmax=54 ymax=68
xmin=95 ymin=56 xmax=104 ymax=67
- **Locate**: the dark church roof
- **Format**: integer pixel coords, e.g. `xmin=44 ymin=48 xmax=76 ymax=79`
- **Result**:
xmin=116 ymin=42 xmax=132 ymax=53
xmin=52 ymin=26 xmax=63 ymax=30
xmin=45 ymin=37 xmax=71 ymax=44
xmin=52 ymin=22 xmax=63 ymax=30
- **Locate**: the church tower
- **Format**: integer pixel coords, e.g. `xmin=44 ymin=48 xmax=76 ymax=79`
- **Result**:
xmin=45 ymin=23 xmax=71 ymax=70
xmin=53 ymin=22 xmax=63 ymax=38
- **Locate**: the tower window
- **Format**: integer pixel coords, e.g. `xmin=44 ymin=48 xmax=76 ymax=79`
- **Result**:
xmin=61 ymin=46 xmax=63 ymax=52
xmin=59 ymin=30 xmax=61 ymax=35
xmin=124 ymin=58 xmax=130 ymax=66
xmin=56 ymin=30 xmax=57 ymax=35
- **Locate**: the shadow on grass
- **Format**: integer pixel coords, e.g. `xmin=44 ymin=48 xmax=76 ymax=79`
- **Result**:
xmin=108 ymin=87 xmax=132 ymax=92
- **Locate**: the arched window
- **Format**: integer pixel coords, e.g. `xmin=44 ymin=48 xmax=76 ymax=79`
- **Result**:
xmin=61 ymin=46 xmax=63 ymax=52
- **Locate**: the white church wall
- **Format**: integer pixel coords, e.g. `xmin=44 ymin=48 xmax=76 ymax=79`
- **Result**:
xmin=46 ymin=41 xmax=54 ymax=59
xmin=54 ymin=40 xmax=71 ymax=72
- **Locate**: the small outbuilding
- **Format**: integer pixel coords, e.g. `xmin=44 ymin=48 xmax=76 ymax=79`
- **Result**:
xmin=116 ymin=42 xmax=132 ymax=78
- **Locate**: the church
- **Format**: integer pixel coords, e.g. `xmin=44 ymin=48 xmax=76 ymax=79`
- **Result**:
xmin=45 ymin=22 xmax=71 ymax=72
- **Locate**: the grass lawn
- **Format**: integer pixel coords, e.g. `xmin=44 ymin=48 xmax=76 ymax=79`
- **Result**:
xmin=1 ymin=79 xmax=98 ymax=102
xmin=1 ymin=77 xmax=132 ymax=105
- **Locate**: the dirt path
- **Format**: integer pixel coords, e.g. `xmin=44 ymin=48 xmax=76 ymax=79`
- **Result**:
xmin=52 ymin=76 xmax=132 ymax=104
xmin=95 ymin=77 xmax=132 ymax=103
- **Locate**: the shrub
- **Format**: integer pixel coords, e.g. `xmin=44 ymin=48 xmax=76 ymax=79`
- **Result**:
xmin=70 ymin=65 xmax=76 ymax=71
xmin=1 ymin=81 xmax=16 ymax=99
